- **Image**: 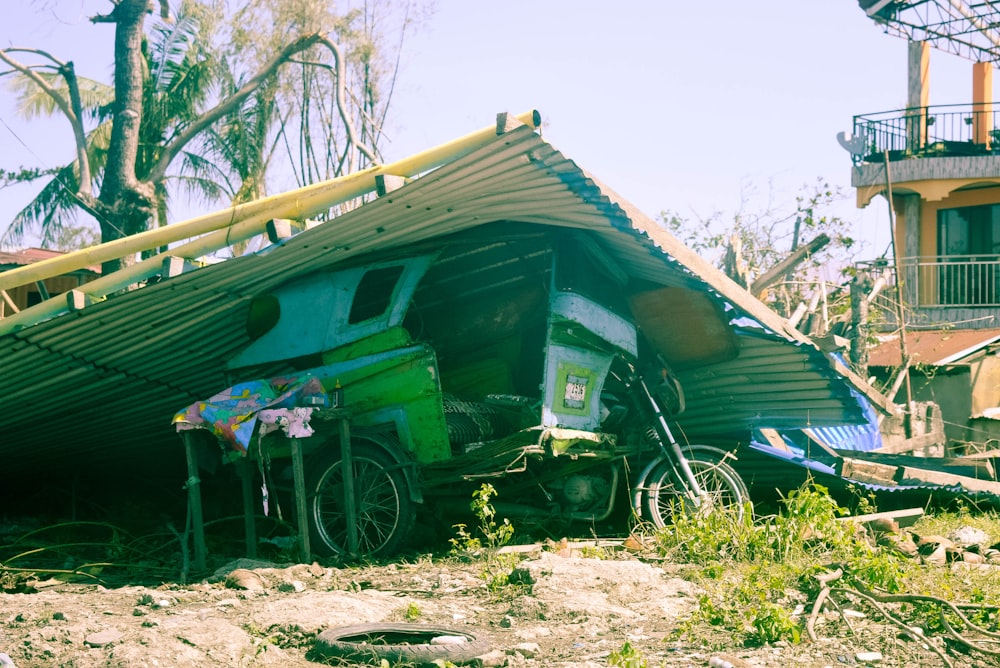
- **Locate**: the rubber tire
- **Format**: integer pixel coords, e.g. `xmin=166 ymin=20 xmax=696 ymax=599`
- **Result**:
xmin=642 ymin=445 xmax=750 ymax=528
xmin=313 ymin=623 xmax=490 ymax=666
xmin=305 ymin=441 xmax=415 ymax=558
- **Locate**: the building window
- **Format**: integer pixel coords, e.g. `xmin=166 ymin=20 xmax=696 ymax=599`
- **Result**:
xmin=937 ymin=204 xmax=1000 ymax=305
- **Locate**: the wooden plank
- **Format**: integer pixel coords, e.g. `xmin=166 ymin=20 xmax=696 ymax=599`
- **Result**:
xmin=266 ymin=218 xmax=304 ymax=243
xmin=340 ymin=417 xmax=359 ymax=557
xmin=375 ymin=174 xmax=407 ymax=196
xmin=66 ymin=289 xmax=101 ymax=311
xmin=0 ymin=289 xmax=20 ymax=314
xmin=161 ymin=255 xmax=203 ymax=278
xmin=895 ymin=466 xmax=1000 ymax=495
xmin=751 ymin=234 xmax=830 ymax=296
xmin=800 ymin=429 xmax=842 ymax=459
xmin=757 ymin=428 xmax=791 ymax=452
xmin=874 ymin=430 xmax=942 ymax=455
xmin=957 ymin=449 xmax=1000 ymax=460
xmin=498 ymin=539 xmax=625 ymax=554
xmin=290 ymin=439 xmax=311 ymax=561
xmin=181 ymin=431 xmax=207 ymax=571
xmin=838 ymin=507 xmax=924 ymax=528
xmin=838 ymin=457 xmax=899 ymax=486
xmin=239 ymin=458 xmax=257 ymax=559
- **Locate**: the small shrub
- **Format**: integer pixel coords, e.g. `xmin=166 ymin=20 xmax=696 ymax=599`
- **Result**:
xmin=652 ymin=499 xmax=758 ymax=564
xmin=450 ymin=484 xmax=524 ymax=599
xmin=607 ymin=640 xmax=655 ymax=668
xmin=745 ymin=601 xmax=801 ymax=646
xmin=450 ymin=483 xmax=513 ymax=554
xmin=656 ymin=480 xmax=873 ymax=649
xmin=401 ymin=601 xmax=421 ymax=621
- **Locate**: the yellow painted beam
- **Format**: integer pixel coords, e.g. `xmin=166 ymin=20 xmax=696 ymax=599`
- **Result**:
xmin=0 ymin=110 xmax=541 ymax=294
xmin=0 ymin=216 xmax=273 ymax=334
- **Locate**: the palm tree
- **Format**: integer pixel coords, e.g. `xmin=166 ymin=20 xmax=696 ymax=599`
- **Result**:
xmin=3 ymin=10 xmax=227 ymax=250
xmin=1 ymin=0 xmax=414 ymax=272
xmin=1 ymin=0 xmax=327 ymax=274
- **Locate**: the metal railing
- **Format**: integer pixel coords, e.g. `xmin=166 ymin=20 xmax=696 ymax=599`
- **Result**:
xmin=852 ymin=103 xmax=1000 ymax=163
xmin=858 ymin=255 xmax=1000 ymax=308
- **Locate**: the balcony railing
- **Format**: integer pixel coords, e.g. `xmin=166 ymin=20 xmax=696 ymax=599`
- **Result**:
xmin=858 ymin=255 xmax=1000 ymax=310
xmin=852 ymin=103 xmax=1000 ymax=163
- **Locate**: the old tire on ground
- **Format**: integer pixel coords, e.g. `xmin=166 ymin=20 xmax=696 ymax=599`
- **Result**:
xmin=642 ymin=445 xmax=750 ymax=528
xmin=313 ymin=623 xmax=489 ymax=666
xmin=305 ymin=441 xmax=415 ymax=558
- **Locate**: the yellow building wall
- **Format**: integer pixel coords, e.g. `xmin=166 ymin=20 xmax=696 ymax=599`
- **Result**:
xmin=917 ymin=185 xmax=1000 ymax=257
xmin=892 ymin=186 xmax=1000 ymax=305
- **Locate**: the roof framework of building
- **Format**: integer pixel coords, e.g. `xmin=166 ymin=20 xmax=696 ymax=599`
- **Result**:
xmin=862 ymin=0 xmax=1000 ymax=63
xmin=0 ymin=113 xmax=893 ymax=480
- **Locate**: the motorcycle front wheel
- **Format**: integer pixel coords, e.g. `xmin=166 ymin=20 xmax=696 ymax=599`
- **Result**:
xmin=641 ymin=445 xmax=749 ymax=528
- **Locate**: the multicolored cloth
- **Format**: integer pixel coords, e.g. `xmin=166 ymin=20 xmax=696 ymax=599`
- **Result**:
xmin=172 ymin=374 xmax=328 ymax=453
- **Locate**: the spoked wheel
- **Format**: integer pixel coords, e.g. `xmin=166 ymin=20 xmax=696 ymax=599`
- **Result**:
xmin=306 ymin=441 xmax=414 ymax=558
xmin=642 ymin=445 xmax=749 ymax=528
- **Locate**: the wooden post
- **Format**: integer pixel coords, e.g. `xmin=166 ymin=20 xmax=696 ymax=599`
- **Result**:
xmin=290 ymin=438 xmax=311 ymax=561
xmin=340 ymin=416 xmax=359 ymax=557
xmin=883 ymin=151 xmax=914 ymax=438
xmin=181 ymin=432 xmax=207 ymax=571
xmin=239 ymin=458 xmax=257 ymax=558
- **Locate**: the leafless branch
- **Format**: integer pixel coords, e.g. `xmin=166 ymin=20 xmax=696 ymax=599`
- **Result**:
xmin=0 ymin=47 xmax=94 ymax=201
xmin=317 ymin=36 xmax=378 ymax=165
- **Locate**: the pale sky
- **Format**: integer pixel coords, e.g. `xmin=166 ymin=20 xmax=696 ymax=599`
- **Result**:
xmin=0 ymin=1 xmax=981 ymax=263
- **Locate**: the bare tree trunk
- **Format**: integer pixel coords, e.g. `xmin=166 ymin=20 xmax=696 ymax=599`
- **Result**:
xmin=98 ymin=0 xmax=156 ymax=273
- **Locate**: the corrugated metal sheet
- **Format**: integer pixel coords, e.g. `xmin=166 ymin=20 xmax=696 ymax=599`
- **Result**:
xmin=0 ymin=121 xmax=888 ymax=478
xmin=869 ymin=328 xmax=1000 ymax=366
xmin=677 ymin=330 xmax=876 ymax=438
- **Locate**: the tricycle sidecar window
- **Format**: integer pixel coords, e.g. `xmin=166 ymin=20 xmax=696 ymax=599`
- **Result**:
xmin=349 ymin=265 xmax=406 ymax=324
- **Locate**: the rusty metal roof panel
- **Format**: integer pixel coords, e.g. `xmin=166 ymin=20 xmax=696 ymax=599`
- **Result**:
xmin=869 ymin=328 xmax=1000 ymax=366
xmin=0 ymin=121 xmax=887 ymax=476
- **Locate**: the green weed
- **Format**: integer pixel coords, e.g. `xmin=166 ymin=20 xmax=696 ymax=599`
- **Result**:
xmin=450 ymin=483 xmax=514 ymax=553
xmin=656 ymin=479 xmax=899 ymax=647
xmin=607 ymin=640 xmax=659 ymax=667
xmin=400 ymin=601 xmax=421 ymax=621
xmin=450 ymin=484 xmax=524 ymax=599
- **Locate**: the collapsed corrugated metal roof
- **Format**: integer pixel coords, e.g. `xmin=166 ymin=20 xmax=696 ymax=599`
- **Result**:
xmin=0 ymin=114 xmax=891 ymax=478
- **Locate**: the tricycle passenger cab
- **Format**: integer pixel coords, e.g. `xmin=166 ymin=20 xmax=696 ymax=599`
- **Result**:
xmin=225 ymin=226 xmax=748 ymax=556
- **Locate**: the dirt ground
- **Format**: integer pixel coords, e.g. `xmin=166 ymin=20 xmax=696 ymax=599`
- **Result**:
xmin=0 ymin=539 xmax=978 ymax=668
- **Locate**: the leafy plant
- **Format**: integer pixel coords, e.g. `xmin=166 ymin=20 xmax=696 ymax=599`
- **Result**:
xmin=607 ymin=640 xmax=656 ymax=668
xmin=450 ymin=484 xmax=523 ymax=599
xmin=656 ymin=480 xmax=890 ymax=648
xmin=450 ymin=483 xmax=514 ymax=553
xmin=401 ymin=601 xmax=421 ymax=621
xmin=652 ymin=498 xmax=759 ymax=564
xmin=746 ymin=601 xmax=801 ymax=646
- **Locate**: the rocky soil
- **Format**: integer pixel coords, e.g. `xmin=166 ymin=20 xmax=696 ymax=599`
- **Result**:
xmin=0 ymin=539 xmax=981 ymax=668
